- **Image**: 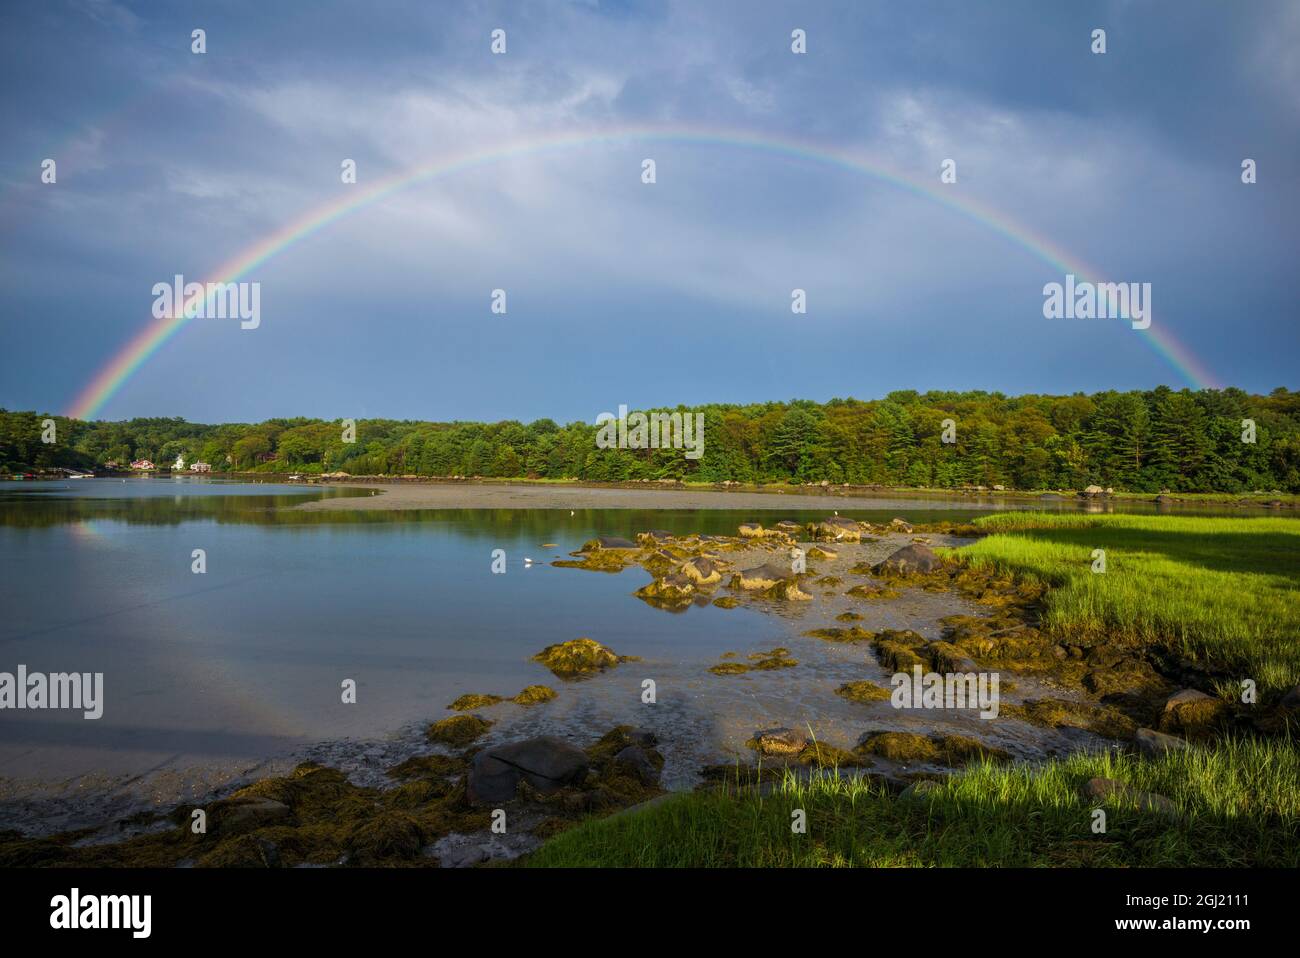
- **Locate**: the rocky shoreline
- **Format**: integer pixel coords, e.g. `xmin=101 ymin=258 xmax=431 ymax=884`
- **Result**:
xmin=2 ymin=514 xmax=1295 ymax=867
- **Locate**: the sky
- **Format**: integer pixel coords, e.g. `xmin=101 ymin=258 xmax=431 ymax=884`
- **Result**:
xmin=0 ymin=0 xmax=1296 ymax=425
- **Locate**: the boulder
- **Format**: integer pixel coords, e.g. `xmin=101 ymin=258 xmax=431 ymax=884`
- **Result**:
xmin=874 ymin=543 xmax=939 ymax=575
xmin=466 ymin=736 xmax=590 ymax=805
xmin=1135 ymin=727 xmax=1191 ymax=757
xmin=1082 ymin=777 xmax=1177 ymax=816
xmin=812 ymin=516 xmax=863 ymax=541
xmin=732 ymin=562 xmax=797 ymax=591
xmin=1082 ymin=485 xmax=1105 ymax=497
xmin=889 ymin=517 xmax=913 ymax=533
xmin=680 ymin=556 xmax=723 ymax=586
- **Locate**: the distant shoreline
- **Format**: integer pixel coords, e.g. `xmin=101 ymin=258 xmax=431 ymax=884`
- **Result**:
xmin=286 ymin=479 xmax=1297 ymax=512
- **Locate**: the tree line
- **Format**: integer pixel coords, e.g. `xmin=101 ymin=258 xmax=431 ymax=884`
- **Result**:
xmin=3 ymin=386 xmax=1298 ymax=493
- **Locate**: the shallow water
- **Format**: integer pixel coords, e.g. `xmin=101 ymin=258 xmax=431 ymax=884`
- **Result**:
xmin=0 ymin=478 xmax=1264 ymax=831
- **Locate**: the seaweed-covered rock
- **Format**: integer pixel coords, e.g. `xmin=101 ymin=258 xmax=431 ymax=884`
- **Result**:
xmin=635 ymin=573 xmax=697 ymax=610
xmin=347 ymin=811 xmax=424 ymax=863
xmin=835 ymin=680 xmax=892 ymax=703
xmin=1158 ymin=688 xmax=1227 ymax=736
xmin=466 ymin=736 xmax=590 ymax=805
xmin=583 ymin=536 xmax=638 ymax=551
xmin=856 ymin=731 xmax=1008 ymax=765
xmin=748 ymin=727 xmax=809 ymax=757
xmin=212 ymin=797 xmax=291 ymax=834
xmin=512 ymin=684 xmax=558 ymax=706
xmin=811 ymin=516 xmax=862 ymax=541
xmin=448 ymin=693 xmax=505 ymax=711
xmin=846 ymin=580 xmax=901 ymax=600
xmin=738 ymin=522 xmax=765 ymax=538
xmin=1005 ymin=698 xmax=1137 ymax=740
xmin=680 ymin=556 xmax=724 ymax=586
xmin=531 ymin=638 xmax=635 ymax=678
xmin=889 ymin=517 xmax=914 ymax=533
xmin=427 ymin=713 xmax=494 ymax=747
xmin=806 ymin=546 xmax=837 ymax=561
xmin=612 ymin=746 xmax=660 ymax=785
xmin=798 ymin=742 xmax=862 ymax=768
xmin=856 ymin=731 xmax=940 ymax=763
xmin=874 ymin=543 xmax=939 ymax=575
xmin=730 ymin=562 xmax=812 ymax=600
xmin=804 ymin=626 xmax=875 ymax=643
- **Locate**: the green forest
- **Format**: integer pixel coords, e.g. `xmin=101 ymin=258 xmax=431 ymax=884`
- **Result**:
xmin=3 ymin=386 xmax=1299 ymax=493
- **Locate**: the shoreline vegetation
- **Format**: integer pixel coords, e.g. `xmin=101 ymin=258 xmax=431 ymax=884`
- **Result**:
xmin=2 ymin=509 xmax=1296 ymax=868
xmin=4 ymin=386 xmax=1300 ymax=495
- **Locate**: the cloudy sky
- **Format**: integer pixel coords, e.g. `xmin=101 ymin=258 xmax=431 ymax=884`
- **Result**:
xmin=1 ymin=0 xmax=1296 ymax=424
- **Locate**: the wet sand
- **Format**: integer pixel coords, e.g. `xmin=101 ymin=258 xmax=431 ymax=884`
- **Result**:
xmin=291 ymin=482 xmax=1003 ymax=513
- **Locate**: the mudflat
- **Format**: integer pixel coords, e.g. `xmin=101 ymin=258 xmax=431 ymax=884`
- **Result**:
xmin=290 ymin=482 xmax=994 ymax=513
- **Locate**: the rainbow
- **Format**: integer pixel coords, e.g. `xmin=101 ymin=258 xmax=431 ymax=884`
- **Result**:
xmin=66 ymin=126 xmax=1220 ymax=419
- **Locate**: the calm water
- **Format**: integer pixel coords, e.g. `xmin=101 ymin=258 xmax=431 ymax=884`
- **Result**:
xmin=0 ymin=479 xmax=1281 ymax=800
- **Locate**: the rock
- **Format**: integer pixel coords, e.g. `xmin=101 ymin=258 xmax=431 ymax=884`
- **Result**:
xmin=512 ymin=684 xmax=558 ymax=706
xmin=466 ymin=736 xmax=591 ymax=805
xmin=427 ymin=713 xmax=494 ymax=746
xmin=730 ymin=562 xmax=811 ymax=599
xmin=680 ymin=556 xmax=723 ymax=586
xmin=835 ymin=680 xmax=892 ymax=703
xmin=992 ymin=484 xmax=1006 ymax=491
xmin=749 ymin=727 xmax=808 ymax=757
xmin=1082 ymin=777 xmax=1177 ymax=816
xmin=738 ymin=522 xmax=765 ymax=538
xmin=874 ymin=543 xmax=939 ymax=575
xmin=635 ymin=573 xmax=697 ymax=609
xmin=812 ymin=516 xmax=862 ymax=541
xmin=1163 ymin=688 xmax=1215 ymax=712
xmin=889 ymin=517 xmax=913 ymax=533
xmin=448 ymin=693 xmax=505 ymax=711
xmin=612 ymin=746 xmax=660 ymax=785
xmin=217 ymin=797 xmax=291 ymax=832
xmin=623 ymin=727 xmax=658 ymax=747
xmin=805 ymin=546 xmax=837 ymax=561
xmin=856 ymin=731 xmax=941 ymax=763
xmin=531 ymin=638 xmax=634 ymax=678
xmin=583 ymin=536 xmax=638 ymax=551
xmin=1082 ymin=485 xmax=1105 ymax=497
xmin=1135 ymin=727 xmax=1191 ymax=757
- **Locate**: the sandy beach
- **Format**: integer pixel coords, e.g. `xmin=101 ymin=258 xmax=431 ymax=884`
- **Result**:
xmin=290 ymin=481 xmax=1006 ymax=513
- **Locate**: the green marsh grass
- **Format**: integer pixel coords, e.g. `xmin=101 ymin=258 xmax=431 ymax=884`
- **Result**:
xmin=525 ymin=738 xmax=1299 ymax=867
xmin=950 ymin=514 xmax=1300 ymax=692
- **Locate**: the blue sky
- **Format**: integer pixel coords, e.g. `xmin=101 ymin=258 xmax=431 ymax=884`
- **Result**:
xmin=0 ymin=0 xmax=1296 ymax=424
